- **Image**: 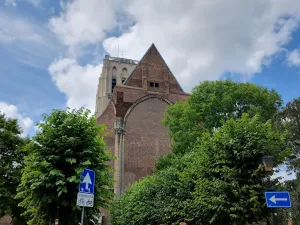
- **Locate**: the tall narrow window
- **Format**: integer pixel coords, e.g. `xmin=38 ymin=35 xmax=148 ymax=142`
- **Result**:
xmin=112 ymin=78 xmax=116 ymax=92
xmin=121 ymin=68 xmax=128 ymax=84
xmin=112 ymin=66 xmax=117 ymax=77
xmin=112 ymin=66 xmax=117 ymax=92
xmin=121 ymin=68 xmax=128 ymax=77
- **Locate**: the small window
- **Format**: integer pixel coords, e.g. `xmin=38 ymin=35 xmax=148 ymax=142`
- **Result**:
xmin=149 ymin=82 xmax=159 ymax=88
xmin=112 ymin=78 xmax=116 ymax=92
xmin=121 ymin=77 xmax=127 ymax=84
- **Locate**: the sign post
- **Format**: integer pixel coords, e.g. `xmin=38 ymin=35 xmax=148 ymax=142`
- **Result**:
xmin=77 ymin=169 xmax=95 ymax=225
xmin=265 ymin=191 xmax=292 ymax=225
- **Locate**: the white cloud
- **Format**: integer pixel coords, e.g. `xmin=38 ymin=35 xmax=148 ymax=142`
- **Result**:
xmin=0 ymin=10 xmax=63 ymax=69
xmin=0 ymin=10 xmax=45 ymax=44
xmin=0 ymin=102 xmax=33 ymax=137
xmin=102 ymin=0 xmax=300 ymax=90
xmin=48 ymin=58 xmax=102 ymax=112
xmin=287 ymin=48 xmax=300 ymax=66
xmin=48 ymin=0 xmax=125 ymax=53
xmin=4 ymin=0 xmax=41 ymax=7
xmin=46 ymin=0 xmax=300 ymax=109
xmin=4 ymin=0 xmax=17 ymax=7
xmin=24 ymin=0 xmax=41 ymax=7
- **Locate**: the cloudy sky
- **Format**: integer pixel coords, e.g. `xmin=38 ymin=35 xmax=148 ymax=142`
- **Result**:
xmin=1 ymin=0 xmax=300 ymax=147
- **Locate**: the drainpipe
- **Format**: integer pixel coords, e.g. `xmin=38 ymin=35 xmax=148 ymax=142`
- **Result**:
xmin=114 ymin=117 xmax=125 ymax=197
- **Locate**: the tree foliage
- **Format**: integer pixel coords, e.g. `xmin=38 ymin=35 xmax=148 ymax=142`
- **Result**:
xmin=16 ymin=108 xmax=113 ymax=225
xmin=111 ymin=115 xmax=289 ymax=225
xmin=163 ymin=80 xmax=282 ymax=154
xmin=277 ymin=174 xmax=300 ymax=225
xmin=277 ymin=98 xmax=300 ymax=172
xmin=0 ymin=112 xmax=27 ymax=225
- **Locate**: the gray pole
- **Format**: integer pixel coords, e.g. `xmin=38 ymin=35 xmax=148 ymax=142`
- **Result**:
xmin=120 ymin=121 xmax=124 ymax=194
xmin=114 ymin=118 xmax=124 ymax=197
xmin=81 ymin=207 xmax=84 ymax=225
xmin=273 ymin=208 xmax=279 ymax=225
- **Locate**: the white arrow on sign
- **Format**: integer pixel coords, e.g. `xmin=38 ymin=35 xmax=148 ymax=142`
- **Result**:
xmin=82 ymin=172 xmax=92 ymax=191
xmin=269 ymin=195 xmax=288 ymax=204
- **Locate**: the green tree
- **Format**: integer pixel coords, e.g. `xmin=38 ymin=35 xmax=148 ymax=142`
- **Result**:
xmin=163 ymin=80 xmax=282 ymax=154
xmin=288 ymin=175 xmax=300 ymax=225
xmin=16 ymin=108 xmax=113 ymax=225
xmin=111 ymin=115 xmax=289 ymax=225
xmin=0 ymin=113 xmax=27 ymax=225
xmin=277 ymin=98 xmax=300 ymax=172
xmin=277 ymin=174 xmax=300 ymax=225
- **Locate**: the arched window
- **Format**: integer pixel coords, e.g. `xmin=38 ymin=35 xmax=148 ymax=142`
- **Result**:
xmin=112 ymin=78 xmax=116 ymax=92
xmin=112 ymin=66 xmax=117 ymax=92
xmin=121 ymin=68 xmax=128 ymax=84
xmin=112 ymin=66 xmax=117 ymax=77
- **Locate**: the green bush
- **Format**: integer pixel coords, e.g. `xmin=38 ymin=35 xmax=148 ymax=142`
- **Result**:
xmin=111 ymin=115 xmax=289 ymax=225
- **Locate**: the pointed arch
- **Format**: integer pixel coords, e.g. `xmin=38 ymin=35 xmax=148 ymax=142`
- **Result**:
xmin=112 ymin=66 xmax=117 ymax=78
xmin=112 ymin=66 xmax=117 ymax=92
xmin=124 ymin=95 xmax=173 ymax=126
xmin=122 ymin=95 xmax=173 ymax=188
xmin=121 ymin=67 xmax=128 ymax=84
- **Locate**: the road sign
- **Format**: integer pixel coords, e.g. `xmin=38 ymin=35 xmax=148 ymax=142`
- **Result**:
xmin=78 ymin=169 xmax=95 ymax=194
xmin=77 ymin=193 xmax=94 ymax=207
xmin=265 ymin=191 xmax=292 ymax=208
xmin=77 ymin=168 xmax=95 ymax=210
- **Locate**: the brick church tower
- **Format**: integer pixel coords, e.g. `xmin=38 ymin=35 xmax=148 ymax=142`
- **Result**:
xmin=95 ymin=44 xmax=189 ymax=198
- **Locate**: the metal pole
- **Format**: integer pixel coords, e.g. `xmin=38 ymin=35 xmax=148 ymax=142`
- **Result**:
xmin=55 ymin=206 xmax=59 ymax=225
xmin=120 ymin=122 xmax=124 ymax=194
xmin=81 ymin=207 xmax=84 ymax=225
xmin=273 ymin=208 xmax=279 ymax=225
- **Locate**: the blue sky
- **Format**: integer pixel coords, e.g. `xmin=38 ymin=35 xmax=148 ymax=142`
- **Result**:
xmin=1 ymin=0 xmax=300 ymax=176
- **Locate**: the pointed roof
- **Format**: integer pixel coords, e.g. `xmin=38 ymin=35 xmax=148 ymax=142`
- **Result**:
xmin=123 ymin=44 xmax=184 ymax=93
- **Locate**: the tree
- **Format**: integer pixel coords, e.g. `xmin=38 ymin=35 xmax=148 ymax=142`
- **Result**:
xmin=288 ymin=175 xmax=300 ymax=225
xmin=111 ymin=115 xmax=289 ymax=225
xmin=0 ymin=112 xmax=27 ymax=225
xmin=16 ymin=108 xmax=113 ymax=225
xmin=277 ymin=98 xmax=300 ymax=172
xmin=277 ymin=174 xmax=300 ymax=225
xmin=163 ymin=80 xmax=282 ymax=154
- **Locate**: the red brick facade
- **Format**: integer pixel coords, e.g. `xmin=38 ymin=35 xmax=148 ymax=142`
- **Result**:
xmin=0 ymin=216 xmax=11 ymax=225
xmin=97 ymin=44 xmax=189 ymax=193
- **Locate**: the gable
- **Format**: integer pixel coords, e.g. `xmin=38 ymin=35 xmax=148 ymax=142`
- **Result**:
xmin=124 ymin=44 xmax=184 ymax=94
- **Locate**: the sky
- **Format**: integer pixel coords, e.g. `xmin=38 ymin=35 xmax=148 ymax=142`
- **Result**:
xmin=1 ymin=0 xmax=300 ymax=179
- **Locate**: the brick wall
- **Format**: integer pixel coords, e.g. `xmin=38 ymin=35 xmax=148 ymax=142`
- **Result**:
xmin=124 ymin=44 xmax=183 ymax=94
xmin=96 ymin=43 xmax=189 ymax=192
xmin=123 ymin=98 xmax=171 ymax=189
xmin=0 ymin=216 xmax=11 ymax=225
xmin=97 ymin=101 xmax=116 ymax=171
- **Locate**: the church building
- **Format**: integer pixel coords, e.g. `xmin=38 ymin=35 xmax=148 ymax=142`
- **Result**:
xmin=95 ymin=44 xmax=189 ymax=222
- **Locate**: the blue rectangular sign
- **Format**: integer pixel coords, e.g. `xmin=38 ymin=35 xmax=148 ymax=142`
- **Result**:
xmin=78 ymin=168 xmax=95 ymax=195
xmin=265 ymin=191 xmax=291 ymax=208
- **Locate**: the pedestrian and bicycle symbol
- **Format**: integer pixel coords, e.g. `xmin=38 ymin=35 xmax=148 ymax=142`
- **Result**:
xmin=77 ymin=193 xmax=94 ymax=207
xmin=264 ymin=191 xmax=292 ymax=208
